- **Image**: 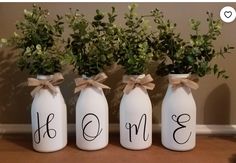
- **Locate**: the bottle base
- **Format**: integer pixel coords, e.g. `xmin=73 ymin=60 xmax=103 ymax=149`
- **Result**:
xmin=162 ymin=143 xmax=195 ymax=152
xmin=33 ymin=142 xmax=67 ymax=153
xmin=120 ymin=142 xmax=152 ymax=151
xmin=76 ymin=143 xmax=108 ymax=151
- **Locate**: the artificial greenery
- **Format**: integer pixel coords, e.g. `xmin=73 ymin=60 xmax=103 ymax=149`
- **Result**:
xmin=114 ymin=4 xmax=153 ymax=75
xmin=150 ymin=9 xmax=234 ymax=78
xmin=0 ymin=4 xmax=65 ymax=75
xmin=66 ymin=7 xmax=119 ymax=77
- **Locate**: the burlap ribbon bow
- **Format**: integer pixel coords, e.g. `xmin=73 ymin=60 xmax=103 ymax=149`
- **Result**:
xmin=28 ymin=73 xmax=64 ymax=97
xmin=74 ymin=72 xmax=110 ymax=93
xmin=122 ymin=74 xmax=155 ymax=94
xmin=169 ymin=76 xmax=199 ymax=90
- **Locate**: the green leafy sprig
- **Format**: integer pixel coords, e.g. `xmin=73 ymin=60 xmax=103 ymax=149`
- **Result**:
xmin=1 ymin=4 xmax=65 ymax=75
xmin=66 ymin=7 xmax=119 ymax=77
xmin=115 ymin=4 xmax=153 ymax=75
xmin=150 ymin=9 xmax=234 ymax=78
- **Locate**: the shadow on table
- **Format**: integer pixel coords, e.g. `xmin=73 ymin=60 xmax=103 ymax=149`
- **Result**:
xmin=3 ymin=134 xmax=33 ymax=151
xmin=152 ymin=133 xmax=163 ymax=148
xmin=107 ymin=133 xmax=122 ymax=149
xmin=66 ymin=134 xmax=78 ymax=150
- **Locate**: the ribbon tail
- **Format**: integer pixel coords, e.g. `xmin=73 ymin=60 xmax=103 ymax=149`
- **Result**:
xmin=47 ymin=84 xmax=58 ymax=95
xmin=74 ymin=85 xmax=88 ymax=94
xmin=30 ymin=86 xmax=42 ymax=97
xmin=185 ymin=81 xmax=199 ymax=90
xmin=123 ymin=84 xmax=135 ymax=94
xmin=93 ymin=82 xmax=110 ymax=90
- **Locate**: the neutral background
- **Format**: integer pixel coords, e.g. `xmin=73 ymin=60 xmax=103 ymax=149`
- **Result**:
xmin=0 ymin=3 xmax=235 ymax=124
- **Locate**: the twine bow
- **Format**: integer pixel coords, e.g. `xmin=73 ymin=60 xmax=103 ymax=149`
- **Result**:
xmin=169 ymin=76 xmax=199 ymax=90
xmin=74 ymin=72 xmax=110 ymax=93
xmin=28 ymin=73 xmax=64 ymax=97
xmin=122 ymin=74 xmax=155 ymax=94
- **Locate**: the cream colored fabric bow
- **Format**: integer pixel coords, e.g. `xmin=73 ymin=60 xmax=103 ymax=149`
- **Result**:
xmin=28 ymin=73 xmax=64 ymax=97
xmin=122 ymin=74 xmax=155 ymax=94
xmin=169 ymin=76 xmax=199 ymax=90
xmin=74 ymin=72 xmax=110 ymax=93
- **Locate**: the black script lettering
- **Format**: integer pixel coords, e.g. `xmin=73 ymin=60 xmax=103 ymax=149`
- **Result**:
xmin=82 ymin=113 xmax=103 ymax=141
xmin=171 ymin=113 xmax=192 ymax=144
xmin=125 ymin=114 xmax=149 ymax=142
xmin=33 ymin=112 xmax=57 ymax=144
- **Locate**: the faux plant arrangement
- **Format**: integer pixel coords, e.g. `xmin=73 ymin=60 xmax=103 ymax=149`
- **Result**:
xmin=1 ymin=5 xmax=68 ymax=152
xmin=115 ymin=4 xmax=153 ymax=75
xmin=150 ymin=9 xmax=234 ymax=78
xmin=1 ymin=4 xmax=65 ymax=75
xmin=118 ymin=4 xmax=155 ymax=150
xmin=66 ymin=7 xmax=119 ymax=77
xmin=149 ymin=9 xmax=234 ymax=151
xmin=66 ymin=7 xmax=119 ymax=151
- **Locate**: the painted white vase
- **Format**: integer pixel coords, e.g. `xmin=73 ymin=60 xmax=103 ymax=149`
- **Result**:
xmin=31 ymin=75 xmax=67 ymax=152
xmin=161 ymin=74 xmax=196 ymax=151
xmin=120 ymin=74 xmax=152 ymax=150
xmin=76 ymin=86 xmax=109 ymax=150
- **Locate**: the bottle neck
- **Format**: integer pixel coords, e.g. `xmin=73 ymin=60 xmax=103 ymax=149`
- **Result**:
xmin=37 ymin=74 xmax=53 ymax=80
xmin=168 ymin=73 xmax=190 ymax=79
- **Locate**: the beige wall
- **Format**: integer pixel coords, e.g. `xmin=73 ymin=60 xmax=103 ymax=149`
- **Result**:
xmin=0 ymin=3 xmax=236 ymax=124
